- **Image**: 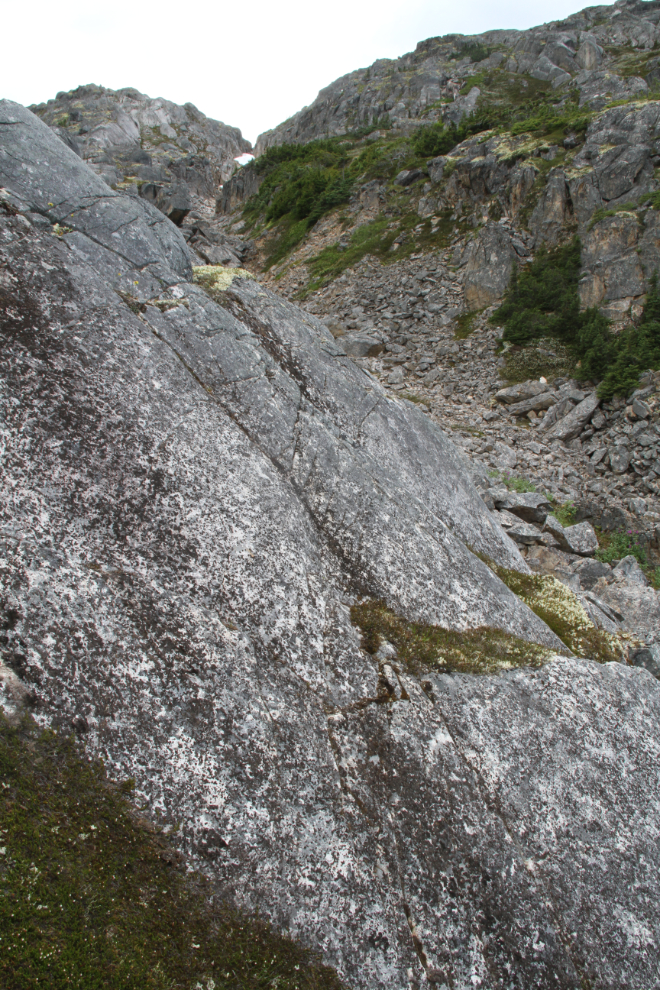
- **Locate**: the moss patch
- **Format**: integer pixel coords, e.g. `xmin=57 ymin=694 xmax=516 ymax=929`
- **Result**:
xmin=487 ymin=564 xmax=624 ymax=663
xmin=350 ymin=599 xmax=554 ymax=676
xmin=0 ymin=715 xmax=344 ymax=990
xmin=498 ymin=338 xmax=576 ymax=384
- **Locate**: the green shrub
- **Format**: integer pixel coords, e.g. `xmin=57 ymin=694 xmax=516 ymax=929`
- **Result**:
xmin=595 ymin=528 xmax=648 ymax=565
xmin=449 ymin=41 xmax=492 ymax=63
xmin=491 ymin=238 xmax=660 ymax=398
xmin=411 ymin=114 xmax=496 ymax=158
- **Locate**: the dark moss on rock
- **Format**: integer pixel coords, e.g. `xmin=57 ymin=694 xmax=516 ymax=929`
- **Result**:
xmin=0 ymin=715 xmax=345 ymax=990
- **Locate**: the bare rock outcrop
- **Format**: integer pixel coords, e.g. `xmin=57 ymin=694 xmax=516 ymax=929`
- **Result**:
xmin=3 ymin=99 xmax=660 ymax=990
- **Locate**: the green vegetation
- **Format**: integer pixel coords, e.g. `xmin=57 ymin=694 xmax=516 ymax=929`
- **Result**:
xmin=550 ymin=500 xmax=577 ymax=527
xmin=587 ymin=202 xmax=637 ymax=229
xmin=0 ymin=715 xmax=344 ymax=990
xmin=486 ymin=563 xmax=624 ymax=663
xmin=595 ymin=527 xmax=648 ymax=566
xmin=499 ymin=339 xmax=576 ymax=384
xmin=487 ymin=469 xmax=537 ymax=492
xmin=303 ymin=211 xmax=459 ymax=291
xmin=454 ymin=310 xmax=482 ymax=339
xmin=350 ymin=599 xmax=553 ymax=676
xmin=244 ymin=134 xmax=438 ymax=267
xmin=449 ymin=41 xmax=492 ymax=63
xmin=491 ymin=238 xmax=660 ymax=398
xmin=411 ymin=117 xmax=489 ymax=158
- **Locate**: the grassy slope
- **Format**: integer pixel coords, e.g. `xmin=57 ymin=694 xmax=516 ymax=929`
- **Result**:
xmin=0 ymin=715 xmax=344 ymax=990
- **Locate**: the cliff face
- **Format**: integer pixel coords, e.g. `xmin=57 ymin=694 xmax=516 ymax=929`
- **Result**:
xmin=3 ymin=97 xmax=660 ymax=990
xmin=30 ymin=84 xmax=251 ymax=227
xmin=255 ymin=0 xmax=660 ymax=153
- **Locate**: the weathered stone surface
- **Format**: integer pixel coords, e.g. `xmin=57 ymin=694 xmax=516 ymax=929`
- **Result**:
xmin=543 ymin=516 xmax=598 ymax=556
xmin=610 ymin=445 xmax=632 ymax=474
xmin=507 ymin=520 xmax=545 ymax=544
xmin=493 ymin=491 xmax=552 ymax=524
xmin=593 ymin=580 xmax=660 ymax=645
xmin=562 ymin=521 xmax=599 ymax=556
xmin=0 ymin=100 xmax=192 ymax=283
xmin=394 ymin=168 xmax=424 ymax=187
xmin=573 ymin=558 xmax=612 ymax=590
xmin=427 ymin=156 xmax=446 ymax=183
xmin=495 ymin=380 xmax=548 ymax=404
xmin=506 ymin=391 xmax=558 ymax=415
xmin=8 ymin=4 xmax=660 ymax=981
xmin=543 ymin=393 xmax=600 ymax=442
xmin=630 ymin=645 xmax=660 ymax=678
xmin=31 ymin=83 xmax=250 ymax=187
xmin=464 ymin=223 xmax=516 ymax=309
xmin=340 ymin=330 xmax=385 ymax=357
xmin=529 ymin=171 xmax=572 ymax=246
xmin=613 ymin=554 xmax=649 ymax=587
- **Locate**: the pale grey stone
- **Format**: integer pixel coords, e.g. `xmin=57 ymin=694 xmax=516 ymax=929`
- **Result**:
xmin=613 ymin=555 xmax=649 ymax=587
xmin=610 ymin=446 xmax=632 ymax=474
xmin=543 ymin=393 xmax=601 ymax=442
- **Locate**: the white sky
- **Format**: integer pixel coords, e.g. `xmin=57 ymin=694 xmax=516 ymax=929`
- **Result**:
xmin=2 ymin=0 xmax=614 ymax=146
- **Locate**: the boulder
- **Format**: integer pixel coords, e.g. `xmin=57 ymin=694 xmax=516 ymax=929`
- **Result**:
xmin=506 ymin=391 xmax=558 ymax=416
xmin=341 ymin=331 xmax=385 ymax=357
xmin=537 ymin=396 xmax=577 ymax=432
xmin=613 ymin=555 xmax=649 ymax=587
xmin=427 ymin=156 xmax=446 ymax=183
xmin=609 ymin=446 xmax=632 ymax=474
xmin=544 ymin=517 xmax=599 ymax=556
xmin=592 ymin=580 xmax=660 ymax=644
xmin=507 ymin=521 xmax=545 ymax=545
xmin=573 ymin=558 xmax=612 ymax=590
xmin=630 ymin=646 xmax=660 ymax=679
xmin=394 ymin=168 xmax=424 ymax=187
xmin=495 ymin=380 xmax=549 ymax=404
xmin=543 ymin=393 xmax=600 ymax=442
xmin=492 ymin=492 xmax=552 ymax=524
xmin=632 ymin=396 xmax=651 ymax=419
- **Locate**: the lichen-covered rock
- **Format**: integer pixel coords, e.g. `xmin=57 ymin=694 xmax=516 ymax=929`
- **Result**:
xmin=3 ymin=98 xmax=660 ymax=990
xmin=463 ymin=223 xmax=516 ymax=309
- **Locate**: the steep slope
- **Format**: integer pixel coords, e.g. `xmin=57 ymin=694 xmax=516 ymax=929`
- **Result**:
xmin=2 ymin=100 xmax=660 ymax=990
xmin=213 ymin=0 xmax=660 ymax=573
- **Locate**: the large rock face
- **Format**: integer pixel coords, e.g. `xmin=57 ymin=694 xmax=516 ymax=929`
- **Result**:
xmin=2 ymin=101 xmax=660 ymax=989
xmin=255 ymin=0 xmax=660 ymax=154
xmin=30 ymin=84 xmax=252 ymax=226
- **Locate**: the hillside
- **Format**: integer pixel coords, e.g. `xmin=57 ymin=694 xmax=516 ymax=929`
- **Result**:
xmin=209 ymin=0 xmax=660 ymax=576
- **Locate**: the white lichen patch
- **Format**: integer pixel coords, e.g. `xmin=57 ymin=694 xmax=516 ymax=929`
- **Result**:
xmin=523 ymin=575 xmax=593 ymax=631
xmin=192 ymin=266 xmax=254 ymax=292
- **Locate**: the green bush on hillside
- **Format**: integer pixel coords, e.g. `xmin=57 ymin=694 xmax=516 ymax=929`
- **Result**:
xmin=491 ymin=237 xmax=660 ymax=398
xmin=411 ymin=115 xmax=496 ymax=158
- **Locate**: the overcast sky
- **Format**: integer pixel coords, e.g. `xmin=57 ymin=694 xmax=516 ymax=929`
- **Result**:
xmin=2 ymin=0 xmax=614 ymax=146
